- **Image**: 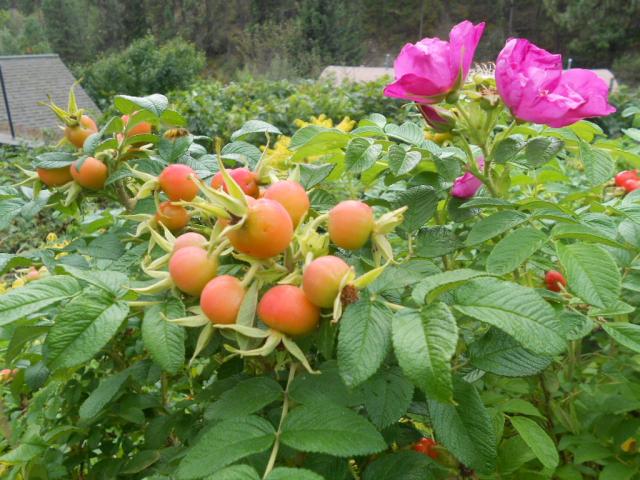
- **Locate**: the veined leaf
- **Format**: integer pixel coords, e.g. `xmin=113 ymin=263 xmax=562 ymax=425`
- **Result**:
xmin=412 ymin=269 xmax=491 ymax=304
xmin=142 ymin=297 xmax=185 ymax=374
xmin=486 ymin=227 xmax=546 ymax=275
xmin=466 ymin=210 xmax=528 ymax=245
xmin=205 ymin=376 xmax=283 ymax=420
xmin=361 ymin=368 xmax=414 ymax=429
xmin=603 ymin=323 xmax=640 ymax=353
xmin=392 ymin=303 xmax=458 ymax=402
xmin=510 ymin=416 xmax=559 ymax=469
xmin=453 ymin=278 xmax=566 ymax=356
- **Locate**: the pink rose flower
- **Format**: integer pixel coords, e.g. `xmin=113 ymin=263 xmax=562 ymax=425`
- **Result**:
xmin=384 ymin=21 xmax=485 ymax=104
xmin=495 ymin=39 xmax=615 ymax=128
xmin=452 ymin=157 xmax=484 ymax=199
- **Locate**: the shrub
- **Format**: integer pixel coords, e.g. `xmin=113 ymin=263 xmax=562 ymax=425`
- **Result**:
xmin=171 ymin=77 xmax=410 ymax=140
xmin=78 ymin=36 xmax=206 ymax=108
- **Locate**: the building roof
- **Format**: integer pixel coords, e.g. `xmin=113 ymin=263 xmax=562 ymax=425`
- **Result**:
xmin=0 ymin=54 xmax=100 ymax=141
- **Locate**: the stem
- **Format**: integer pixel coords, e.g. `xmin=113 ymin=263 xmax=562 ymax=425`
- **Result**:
xmin=0 ymin=396 xmax=13 ymax=446
xmin=263 ymin=363 xmax=297 ymax=479
xmin=115 ymin=180 xmax=136 ymax=211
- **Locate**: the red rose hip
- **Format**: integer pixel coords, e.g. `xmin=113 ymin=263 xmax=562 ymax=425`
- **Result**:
xmin=200 ymin=275 xmax=245 ymax=324
xmin=257 ymin=285 xmax=320 ymax=336
xmin=156 ymin=201 xmax=190 ymax=231
xmin=159 ymin=164 xmax=199 ymax=201
xmin=302 ymin=255 xmax=351 ymax=308
xmin=211 ymin=167 xmax=259 ymax=198
xmin=263 ymin=180 xmax=310 ymax=226
xmin=169 ymin=246 xmax=217 ymax=296
xmin=328 ymin=200 xmax=374 ymax=250
xmin=545 ymin=270 xmax=567 ymax=292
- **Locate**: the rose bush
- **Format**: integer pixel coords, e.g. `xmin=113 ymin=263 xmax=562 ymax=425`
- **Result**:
xmin=0 ymin=22 xmax=640 ymax=480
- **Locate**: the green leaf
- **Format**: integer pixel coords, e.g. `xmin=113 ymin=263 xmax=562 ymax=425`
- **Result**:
xmin=205 ymin=465 xmax=260 ymax=480
xmin=599 ymin=463 xmax=638 ymax=480
xmin=289 ymin=362 xmax=362 ymax=408
xmin=79 ymin=370 xmax=129 ymax=420
xmin=0 ymin=198 xmax=24 ymax=230
xmin=602 ymin=323 xmax=640 ymax=353
xmin=486 ymin=227 xmax=547 ymax=275
xmin=361 ymin=368 xmax=414 ymax=429
xmin=429 ymin=379 xmax=497 ymax=474
xmin=160 ymin=108 xmax=187 ymax=127
xmin=60 ymin=265 xmax=129 ymax=297
xmin=300 ymin=163 xmax=335 ymax=189
xmin=522 ymin=137 xmax=563 ymax=167
xmin=580 ymin=141 xmax=614 ymax=186
xmin=362 ymin=451 xmax=439 ymax=480
xmin=45 ymin=291 xmax=129 ymax=370
xmin=205 ymin=377 xmax=283 ymax=420
xmin=412 ymin=269 xmax=491 ymax=304
xmin=415 ymin=227 xmax=460 ymax=258
xmin=0 ymin=275 xmax=80 ymax=326
xmin=114 ymin=94 xmax=168 ymax=116
xmin=466 ymin=210 xmax=528 ymax=245
xmin=551 ymin=223 xmax=626 ymax=249
xmin=176 ymin=416 xmax=275 ymax=480
xmin=158 ymin=136 xmax=191 ymax=163
xmin=221 ymin=141 xmax=262 ymax=167
xmin=281 ymin=404 xmax=386 ymax=457
xmin=557 ymin=243 xmax=621 ymax=308
xmin=392 ymin=304 xmax=457 ymax=402
xmin=266 ymin=467 xmax=324 ymax=480
xmin=142 ymin=298 xmax=186 ymax=374
xmin=231 ymin=120 xmax=282 ymax=141
xmin=338 ymin=299 xmax=391 ymax=387
xmin=469 ymin=328 xmax=552 ymax=377
xmin=492 ymin=136 xmax=525 ymax=164
xmin=33 ymin=151 xmax=76 ymax=169
xmin=384 ymin=122 xmax=424 ymax=146
xmin=387 ymin=145 xmax=421 ymax=175
xmin=344 ymin=138 xmax=382 ymax=173
xmin=453 ymin=278 xmax=566 ymax=356
xmin=498 ymin=399 xmax=543 ymax=418
xmin=510 ymin=416 xmax=559 ymax=469
xmin=393 ymin=186 xmax=439 ymax=232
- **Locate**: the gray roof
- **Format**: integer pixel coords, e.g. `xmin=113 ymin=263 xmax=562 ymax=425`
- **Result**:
xmin=0 ymin=54 xmax=100 ymax=141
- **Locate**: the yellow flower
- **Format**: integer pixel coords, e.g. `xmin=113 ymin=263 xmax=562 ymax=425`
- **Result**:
xmin=336 ymin=117 xmax=356 ymax=133
xmin=294 ymin=114 xmax=334 ymax=129
xmin=621 ymin=437 xmax=637 ymax=453
xmin=46 ymin=232 xmax=58 ymax=243
xmin=11 ymin=277 xmax=25 ymax=289
xmin=0 ymin=281 xmax=7 ymax=294
xmin=262 ymin=136 xmax=293 ymax=169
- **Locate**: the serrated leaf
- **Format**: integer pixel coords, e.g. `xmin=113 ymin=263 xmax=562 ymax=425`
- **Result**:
xmin=114 ymin=94 xmax=168 ymax=116
xmin=522 ymin=137 xmax=563 ymax=167
xmin=142 ymin=298 xmax=186 ymax=374
xmin=498 ymin=399 xmax=543 ymax=418
xmin=557 ymin=243 xmax=621 ymax=308
xmin=33 ymin=151 xmax=76 ymax=169
xmin=205 ymin=377 xmax=283 ymax=420
xmin=551 ymin=223 xmax=626 ymax=249
xmin=492 ymin=136 xmax=525 ymax=164
xmin=344 ymin=138 xmax=382 ymax=173
xmin=280 ymin=404 xmax=386 ymax=457
xmin=393 ymin=185 xmax=439 ymax=232
xmin=221 ymin=141 xmax=262 ymax=168
xmin=486 ymin=227 xmax=546 ymax=275
xmin=510 ymin=416 xmax=559 ymax=469
xmin=45 ymin=291 xmax=129 ymax=370
xmin=300 ymin=163 xmax=335 ymax=189
xmin=602 ymin=323 xmax=640 ymax=353
xmin=453 ymin=278 xmax=566 ymax=356
xmin=0 ymin=275 xmax=80 ymax=326
xmin=469 ymin=328 xmax=552 ymax=377
xmin=466 ymin=210 xmax=528 ymax=245
xmin=384 ymin=122 xmax=424 ymax=146
xmin=429 ymin=378 xmax=497 ymax=474
xmin=338 ymin=299 xmax=391 ymax=387
xmin=415 ymin=227 xmax=460 ymax=258
xmin=290 ymin=125 xmax=330 ymax=149
xmin=580 ymin=141 xmax=614 ymax=186
xmin=266 ymin=467 xmax=324 ymax=480
xmin=158 ymin=136 xmax=191 ymax=163
xmin=79 ymin=370 xmax=129 ymax=420
xmin=361 ymin=368 xmax=414 ymax=429
xmin=412 ymin=269 xmax=490 ymax=304
xmin=176 ymin=416 xmax=275 ymax=480
xmin=231 ymin=120 xmax=282 ymax=141
xmin=362 ymin=451 xmax=439 ymax=480
xmin=387 ymin=145 xmax=421 ymax=175
xmin=204 ymin=465 xmax=260 ymax=480
xmin=60 ymin=265 xmax=129 ymax=297
xmin=392 ymin=303 xmax=457 ymax=402
xmin=289 ymin=362 xmax=362 ymax=407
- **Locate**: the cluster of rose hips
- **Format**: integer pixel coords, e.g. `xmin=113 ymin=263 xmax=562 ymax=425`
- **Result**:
xmin=615 ymin=170 xmax=640 ymax=193
xmin=132 ymin=159 xmax=404 ymax=364
xmin=412 ymin=437 xmax=439 ymax=459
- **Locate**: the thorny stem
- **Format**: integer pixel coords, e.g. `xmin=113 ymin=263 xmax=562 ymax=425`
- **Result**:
xmin=263 ymin=363 xmax=297 ymax=479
